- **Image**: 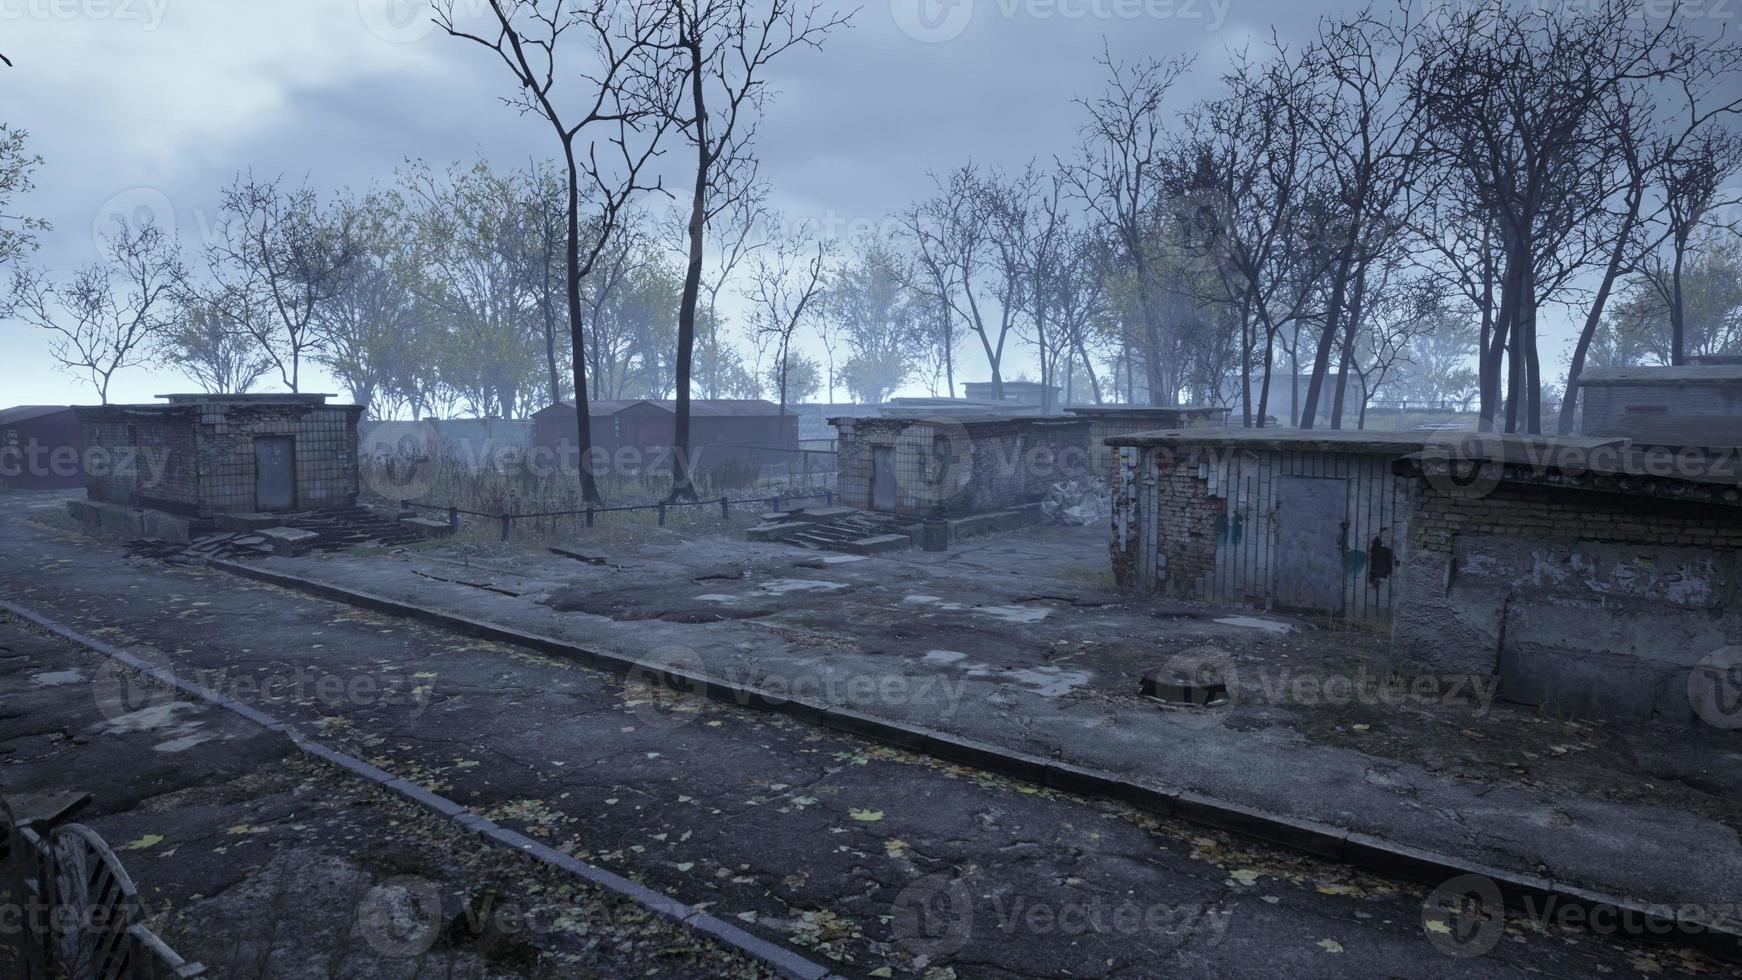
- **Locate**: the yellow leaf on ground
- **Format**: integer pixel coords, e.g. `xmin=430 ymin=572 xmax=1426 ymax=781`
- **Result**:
xmin=850 ymin=809 xmax=884 ymax=822
xmin=119 ymin=834 xmax=163 ymax=851
xmin=1317 ymin=939 xmax=1345 ymax=954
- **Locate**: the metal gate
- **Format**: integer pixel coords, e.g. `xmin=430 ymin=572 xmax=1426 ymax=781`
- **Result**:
xmin=1273 ymin=475 xmax=1348 ymax=613
xmin=254 ymin=436 xmax=295 ymax=512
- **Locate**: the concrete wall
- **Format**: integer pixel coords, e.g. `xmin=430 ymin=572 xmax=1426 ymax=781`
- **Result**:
xmin=1389 ymin=481 xmax=1742 ymax=723
xmin=1582 ymin=382 xmax=1742 ymax=447
xmin=1110 ymin=442 xmax=1413 ymax=621
xmin=835 ymin=416 xmax=1091 ymax=518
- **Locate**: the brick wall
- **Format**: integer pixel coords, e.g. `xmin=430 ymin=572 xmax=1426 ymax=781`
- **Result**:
xmin=76 ymin=407 xmax=201 ymax=512
xmin=1410 ymin=481 xmax=1742 ymax=553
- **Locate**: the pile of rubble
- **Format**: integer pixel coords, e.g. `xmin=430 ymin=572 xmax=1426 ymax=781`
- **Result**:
xmin=1041 ymin=477 xmax=1111 ymax=527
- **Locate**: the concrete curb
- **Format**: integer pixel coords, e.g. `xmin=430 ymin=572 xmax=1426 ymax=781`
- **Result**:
xmin=208 ymin=558 xmax=1742 ymax=964
xmin=0 ymin=596 xmax=841 ymax=980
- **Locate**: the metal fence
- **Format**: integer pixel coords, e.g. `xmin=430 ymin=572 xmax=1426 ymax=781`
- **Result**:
xmin=401 ymin=487 xmax=839 ymax=541
xmin=2 ymin=801 xmax=205 ymax=979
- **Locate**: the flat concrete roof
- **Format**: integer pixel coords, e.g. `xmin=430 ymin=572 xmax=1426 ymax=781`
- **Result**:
xmin=1064 ymin=405 xmax=1230 ymax=418
xmin=155 ymin=393 xmax=337 ymax=404
xmin=1579 ymin=365 xmax=1742 ymax=386
xmin=1105 ymin=427 xmax=1626 ymax=457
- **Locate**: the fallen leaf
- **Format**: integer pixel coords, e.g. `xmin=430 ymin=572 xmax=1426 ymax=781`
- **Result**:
xmin=1317 ymin=939 xmax=1344 ymax=954
xmin=850 ymin=809 xmax=884 ymax=822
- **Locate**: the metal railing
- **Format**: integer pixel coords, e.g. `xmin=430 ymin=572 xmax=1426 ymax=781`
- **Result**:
xmin=2 ymin=801 xmax=205 ymax=979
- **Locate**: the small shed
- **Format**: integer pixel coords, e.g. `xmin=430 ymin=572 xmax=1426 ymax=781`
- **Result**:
xmin=0 ymin=405 xmax=82 ymax=490
xmin=832 ymin=414 xmax=1091 ymax=518
xmin=1107 ymin=429 xmax=1431 ymax=621
xmin=1578 ymin=364 xmax=1742 ymax=447
xmin=530 ymin=399 xmax=798 ymax=475
xmin=73 ymin=393 xmax=361 ymax=518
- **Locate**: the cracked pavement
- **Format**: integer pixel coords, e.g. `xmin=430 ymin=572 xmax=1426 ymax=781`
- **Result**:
xmin=0 ymin=491 xmax=1731 ymax=977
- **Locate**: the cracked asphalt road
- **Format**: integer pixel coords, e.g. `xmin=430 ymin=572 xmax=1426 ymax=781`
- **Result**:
xmin=0 ymin=495 xmax=1724 ymax=979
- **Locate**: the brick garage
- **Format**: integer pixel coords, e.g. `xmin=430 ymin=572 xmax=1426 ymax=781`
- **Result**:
xmin=74 ymin=394 xmax=361 ymax=518
xmin=1108 ymin=430 xmax=1428 ymax=622
xmin=1389 ymin=441 xmax=1742 ymax=723
xmin=831 ymin=415 xmax=1091 ymax=518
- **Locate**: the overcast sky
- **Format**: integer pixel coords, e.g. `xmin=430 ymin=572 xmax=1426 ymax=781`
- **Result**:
xmin=1 ymin=0 xmax=1732 ymax=408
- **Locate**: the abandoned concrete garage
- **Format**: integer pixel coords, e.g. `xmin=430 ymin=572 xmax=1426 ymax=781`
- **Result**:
xmin=832 ymin=414 xmax=1091 ymax=519
xmin=1107 ymin=429 xmax=1428 ymax=622
xmin=1110 ymin=426 xmax=1742 ymax=724
xmin=1389 ymin=440 xmax=1742 ymax=723
xmin=71 ymin=394 xmax=362 ymax=528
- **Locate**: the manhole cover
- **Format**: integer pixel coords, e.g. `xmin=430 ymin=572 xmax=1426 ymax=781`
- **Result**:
xmin=1141 ymin=647 xmax=1232 ymax=707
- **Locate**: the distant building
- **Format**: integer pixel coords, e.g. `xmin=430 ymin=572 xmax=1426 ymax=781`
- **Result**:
xmin=832 ymin=414 xmax=1091 ymax=519
xmin=1577 ymin=364 xmax=1742 ymax=447
xmin=960 ymin=381 xmax=1062 ymax=410
xmin=1245 ymin=373 xmax=1345 ymax=427
xmin=1063 ymin=405 xmax=1232 ymax=476
xmin=530 ymin=399 xmax=798 ymax=474
xmin=0 ymin=405 xmax=82 ymax=490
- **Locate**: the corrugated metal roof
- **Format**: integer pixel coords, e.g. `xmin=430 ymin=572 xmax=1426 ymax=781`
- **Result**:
xmin=0 ymin=405 xmax=73 ymax=426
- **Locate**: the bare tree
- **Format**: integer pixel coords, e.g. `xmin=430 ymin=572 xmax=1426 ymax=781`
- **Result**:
xmin=439 ymin=0 xmax=680 ymax=502
xmin=746 ymin=232 xmax=829 ymax=416
xmin=1061 ymin=47 xmax=1193 ymax=405
xmin=1293 ymin=6 xmax=1426 ymax=430
xmin=204 ymin=174 xmax=358 ymax=393
xmin=658 ymin=0 xmax=852 ymax=501
xmin=1645 ymin=129 xmax=1742 ymax=365
xmin=12 ymin=219 xmax=185 ymax=403
xmin=1412 ymin=0 xmax=1691 ymax=432
xmin=158 ymin=286 xmax=273 ymax=395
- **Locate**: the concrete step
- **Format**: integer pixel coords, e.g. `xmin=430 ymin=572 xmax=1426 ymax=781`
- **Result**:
xmin=845 ymin=534 xmax=911 ymax=555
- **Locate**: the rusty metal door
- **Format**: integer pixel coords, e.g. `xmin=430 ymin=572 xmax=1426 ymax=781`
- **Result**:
xmin=254 ymin=436 xmax=295 ymax=512
xmin=871 ymin=446 xmax=897 ymax=511
xmin=1274 ymin=475 xmax=1346 ymax=613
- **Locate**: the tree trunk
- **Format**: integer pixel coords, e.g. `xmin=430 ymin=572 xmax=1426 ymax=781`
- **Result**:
xmin=561 ymin=140 xmax=600 ymax=503
xmin=668 ymin=37 xmax=708 ymax=503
